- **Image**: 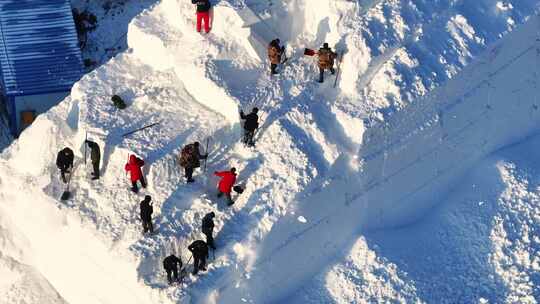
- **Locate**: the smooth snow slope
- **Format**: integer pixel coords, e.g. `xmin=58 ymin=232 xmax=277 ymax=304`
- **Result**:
xmin=292 ymin=131 xmax=540 ymax=303
xmin=0 ymin=0 xmax=539 ymax=303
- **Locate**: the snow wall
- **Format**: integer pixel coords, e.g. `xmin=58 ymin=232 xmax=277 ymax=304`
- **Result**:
xmin=357 ymin=15 xmax=540 ymax=228
xmin=217 ymin=14 xmax=540 ymax=304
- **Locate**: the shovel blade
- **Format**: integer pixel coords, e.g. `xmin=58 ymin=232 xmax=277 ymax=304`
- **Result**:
xmin=61 ymin=191 xmax=71 ymax=201
xmin=304 ymin=48 xmax=316 ymax=56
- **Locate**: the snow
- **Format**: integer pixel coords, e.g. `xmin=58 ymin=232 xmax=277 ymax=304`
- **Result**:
xmin=0 ymin=0 xmax=539 ymax=303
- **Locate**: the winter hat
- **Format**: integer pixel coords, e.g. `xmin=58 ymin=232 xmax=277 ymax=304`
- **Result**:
xmin=252 ymin=107 xmax=259 ymax=113
xmin=230 ymin=167 xmax=237 ymax=173
xmin=323 ymin=42 xmax=329 ymax=48
xmin=144 ymin=195 xmax=151 ymax=202
xmin=194 ymin=141 xmax=200 ymax=146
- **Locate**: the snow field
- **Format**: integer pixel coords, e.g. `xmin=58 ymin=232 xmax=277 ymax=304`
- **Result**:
xmin=0 ymin=0 xmax=539 ymax=303
xmin=292 ymin=134 xmax=540 ymax=303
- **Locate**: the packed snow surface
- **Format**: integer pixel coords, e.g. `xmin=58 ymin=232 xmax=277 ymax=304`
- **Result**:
xmin=0 ymin=0 xmax=540 ymax=303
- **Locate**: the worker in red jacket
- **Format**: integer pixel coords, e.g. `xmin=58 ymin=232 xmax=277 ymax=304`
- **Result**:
xmin=214 ymin=167 xmax=237 ymax=206
xmin=125 ymin=154 xmax=146 ymax=193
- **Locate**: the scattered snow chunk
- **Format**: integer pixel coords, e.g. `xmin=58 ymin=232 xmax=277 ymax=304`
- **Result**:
xmin=496 ymin=2 xmax=513 ymax=12
xmin=233 ymin=243 xmax=247 ymax=259
xmin=297 ymin=216 xmax=307 ymax=223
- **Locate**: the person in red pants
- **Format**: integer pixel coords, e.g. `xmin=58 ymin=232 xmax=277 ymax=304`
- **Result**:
xmin=192 ymin=0 xmax=212 ymax=33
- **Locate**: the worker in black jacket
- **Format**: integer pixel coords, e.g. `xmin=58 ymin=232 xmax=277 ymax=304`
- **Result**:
xmin=139 ymin=195 xmax=153 ymax=234
xmin=240 ymin=107 xmax=259 ymax=147
xmin=188 ymin=240 xmax=209 ymax=275
xmin=202 ymin=212 xmax=216 ymax=249
xmin=85 ymin=140 xmax=100 ymax=180
xmin=163 ymin=254 xmax=182 ymax=284
xmin=192 ymin=0 xmax=212 ymax=33
xmin=56 ymin=147 xmax=74 ymax=183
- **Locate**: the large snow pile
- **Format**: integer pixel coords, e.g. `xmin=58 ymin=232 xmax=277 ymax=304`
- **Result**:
xmin=0 ymin=0 xmax=539 ymax=303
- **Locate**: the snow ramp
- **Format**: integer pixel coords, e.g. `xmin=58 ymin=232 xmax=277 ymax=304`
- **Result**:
xmin=217 ymin=14 xmax=540 ymax=303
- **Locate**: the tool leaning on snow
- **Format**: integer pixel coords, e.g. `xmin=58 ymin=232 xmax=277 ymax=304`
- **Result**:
xmin=333 ymin=51 xmax=344 ymax=88
xmin=121 ymin=121 xmax=161 ymax=137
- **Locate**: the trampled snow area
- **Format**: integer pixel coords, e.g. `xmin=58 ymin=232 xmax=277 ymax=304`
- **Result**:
xmin=0 ymin=0 xmax=539 ymax=303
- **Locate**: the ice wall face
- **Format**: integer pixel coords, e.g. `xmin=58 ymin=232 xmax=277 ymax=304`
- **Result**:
xmin=216 ymin=14 xmax=540 ymax=303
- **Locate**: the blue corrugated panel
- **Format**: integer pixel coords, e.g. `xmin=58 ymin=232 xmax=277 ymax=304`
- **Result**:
xmin=0 ymin=0 xmax=83 ymax=96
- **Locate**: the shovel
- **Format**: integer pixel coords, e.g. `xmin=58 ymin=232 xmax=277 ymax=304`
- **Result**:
xmin=304 ymin=48 xmax=317 ymax=56
xmin=61 ymin=167 xmax=73 ymax=201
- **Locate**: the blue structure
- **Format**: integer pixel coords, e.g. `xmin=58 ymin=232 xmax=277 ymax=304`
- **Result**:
xmin=0 ymin=0 xmax=83 ymax=135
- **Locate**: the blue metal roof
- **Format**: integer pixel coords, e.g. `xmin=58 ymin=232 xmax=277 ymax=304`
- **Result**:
xmin=0 ymin=0 xmax=83 ymax=96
